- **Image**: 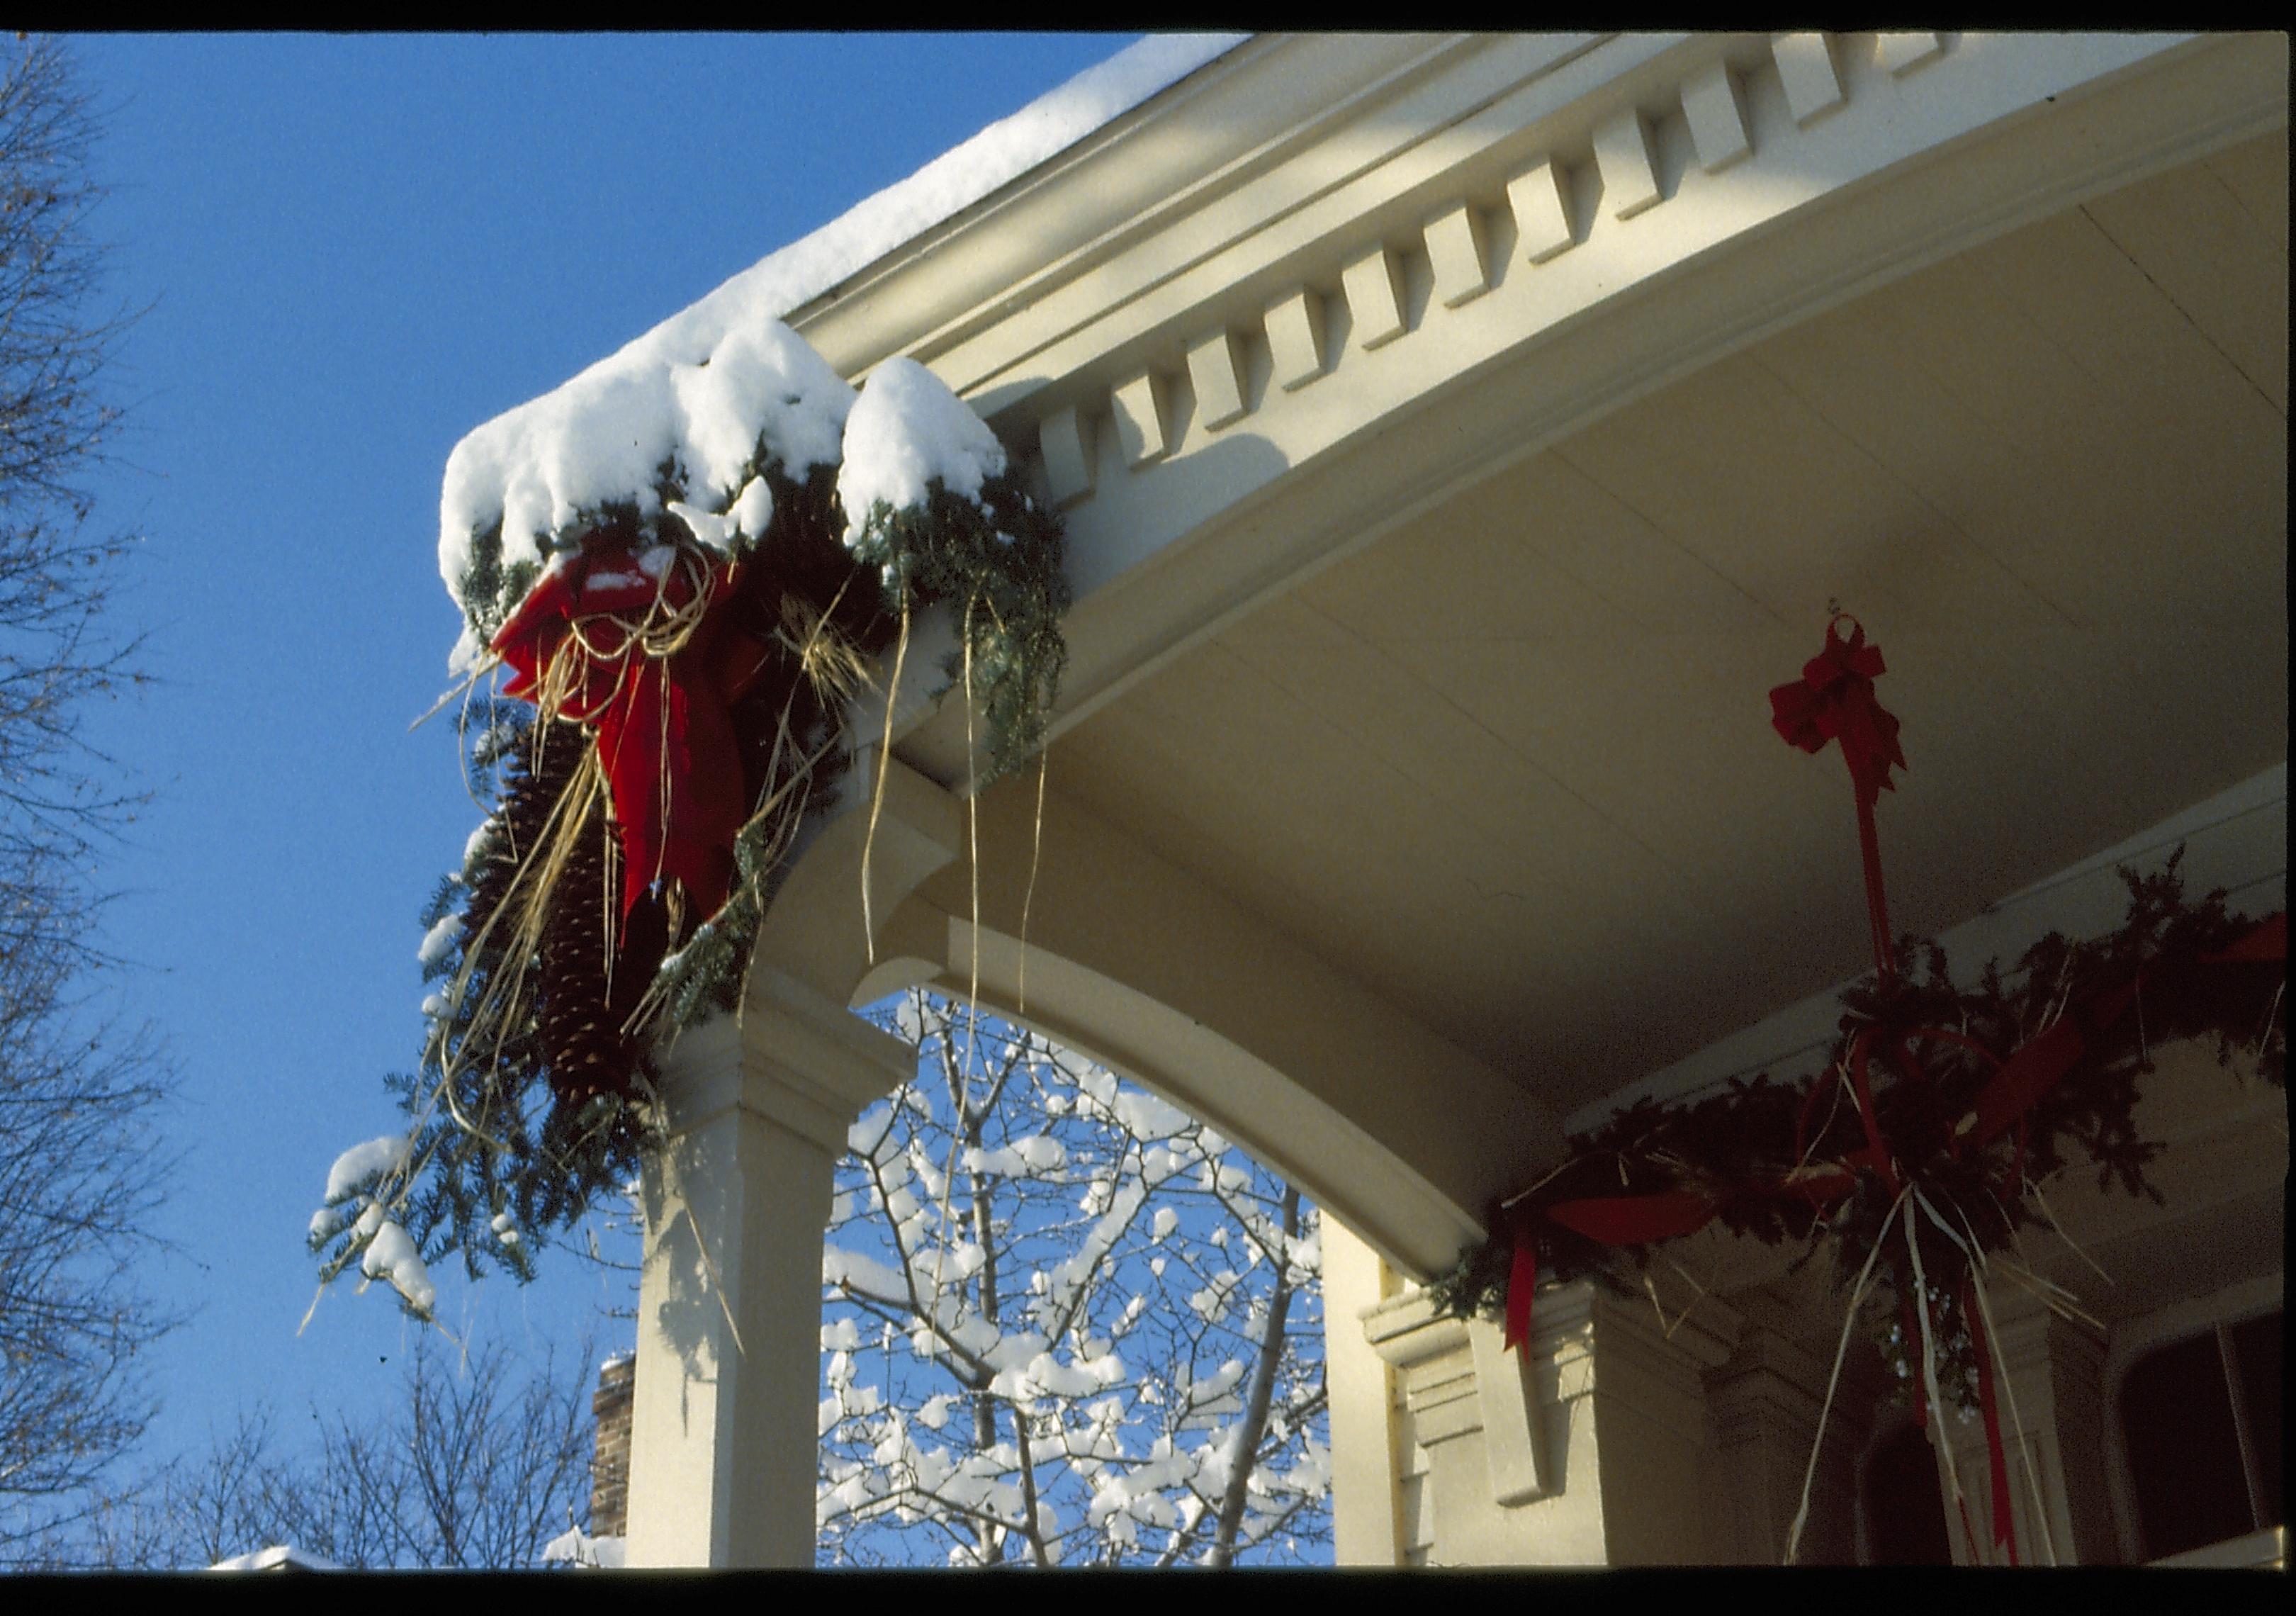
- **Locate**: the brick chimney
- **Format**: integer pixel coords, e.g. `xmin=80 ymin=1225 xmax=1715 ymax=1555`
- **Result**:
xmin=590 ymin=1354 xmax=636 ymax=1539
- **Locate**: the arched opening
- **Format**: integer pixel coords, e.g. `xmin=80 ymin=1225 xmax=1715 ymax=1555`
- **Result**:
xmin=1857 ymin=1417 xmax=1953 ymax=1566
xmin=818 ymin=987 xmax=1334 ymax=1566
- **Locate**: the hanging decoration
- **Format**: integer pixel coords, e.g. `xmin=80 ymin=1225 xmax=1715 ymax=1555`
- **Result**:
xmin=312 ymin=335 xmax=1069 ymax=1313
xmin=1430 ymin=615 xmax=2284 ymax=1564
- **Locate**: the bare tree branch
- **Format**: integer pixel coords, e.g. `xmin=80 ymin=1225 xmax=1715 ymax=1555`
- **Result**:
xmin=0 ymin=38 xmax=168 ymax=1560
xmin=59 ymin=1335 xmax=597 ymax=1569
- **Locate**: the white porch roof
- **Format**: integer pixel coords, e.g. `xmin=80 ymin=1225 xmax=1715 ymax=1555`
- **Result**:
xmin=844 ymin=33 xmax=2286 ymax=1276
xmin=507 ymin=33 xmax=2289 ymax=1281
xmin=579 ymin=33 xmax=2287 ymax=1571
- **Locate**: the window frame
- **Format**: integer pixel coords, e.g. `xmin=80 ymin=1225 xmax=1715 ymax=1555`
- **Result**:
xmin=2103 ymin=1272 xmax=2283 ymax=1565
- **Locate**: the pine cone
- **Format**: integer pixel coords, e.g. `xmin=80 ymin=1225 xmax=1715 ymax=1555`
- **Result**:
xmin=468 ymin=719 xmax=661 ymax=1109
xmin=463 ymin=718 xmax=580 ymax=947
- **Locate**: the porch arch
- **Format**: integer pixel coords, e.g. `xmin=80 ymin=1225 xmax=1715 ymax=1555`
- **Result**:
xmin=847 ymin=760 xmax=1560 ymax=1280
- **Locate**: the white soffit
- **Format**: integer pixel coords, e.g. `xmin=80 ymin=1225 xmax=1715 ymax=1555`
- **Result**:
xmin=1043 ymin=123 xmax=2286 ymax=1128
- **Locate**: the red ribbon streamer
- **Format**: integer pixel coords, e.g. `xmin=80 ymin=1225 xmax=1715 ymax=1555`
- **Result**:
xmin=1771 ymin=617 xmax=1906 ymax=981
xmin=1502 ymin=1235 xmax=1538 ymax=1354
xmin=492 ymin=545 xmax=767 ymax=922
xmin=1546 ymin=1187 xmax=1718 ymax=1245
xmin=1954 ymin=905 xmax=2284 ymax=1152
xmin=2201 ymin=910 xmax=2287 ymax=965
xmin=1957 ymin=1012 xmax=2088 ymax=1154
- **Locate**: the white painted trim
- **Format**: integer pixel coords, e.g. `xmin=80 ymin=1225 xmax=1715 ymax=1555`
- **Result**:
xmin=887 ymin=31 xmax=2285 ymax=782
xmin=1774 ymin=33 xmax=1846 ymax=127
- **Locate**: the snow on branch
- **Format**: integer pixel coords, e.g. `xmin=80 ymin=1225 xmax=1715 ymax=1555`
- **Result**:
xmin=816 ymin=990 xmax=1329 ymax=1566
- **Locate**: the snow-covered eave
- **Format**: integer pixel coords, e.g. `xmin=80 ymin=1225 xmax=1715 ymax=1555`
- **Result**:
xmin=772 ymin=33 xmax=1268 ymax=374
xmin=437 ymin=32 xmax=1252 ymax=605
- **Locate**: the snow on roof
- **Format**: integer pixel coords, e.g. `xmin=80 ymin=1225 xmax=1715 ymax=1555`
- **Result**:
xmin=437 ymin=33 xmax=1247 ymax=629
xmin=541 ymin=1527 xmax=627 ymax=1569
xmin=210 ymin=1544 xmax=344 ymax=1572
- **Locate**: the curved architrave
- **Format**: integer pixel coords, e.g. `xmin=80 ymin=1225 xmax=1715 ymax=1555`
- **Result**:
xmin=733 ymin=747 xmax=1536 ymax=1272
xmin=884 ymin=901 xmax=1481 ymax=1279
xmin=870 ymin=778 xmax=1562 ymax=1279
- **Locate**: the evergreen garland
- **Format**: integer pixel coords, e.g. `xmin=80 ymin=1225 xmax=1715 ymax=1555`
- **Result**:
xmin=845 ymin=474 xmax=1069 ymax=782
xmin=319 ymin=406 xmax=1070 ymax=1313
xmin=1429 ymin=855 xmax=2285 ymax=1411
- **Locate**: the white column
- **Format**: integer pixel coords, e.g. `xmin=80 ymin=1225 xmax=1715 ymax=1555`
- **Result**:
xmin=1937 ymin=1279 xmax=2115 ymax=1566
xmin=624 ymin=970 xmax=916 ymax=1567
xmin=1704 ymin=1285 xmax=1886 ymax=1564
xmin=1363 ymin=1280 xmax=1739 ymax=1566
xmin=1322 ymin=1218 xmax=1405 ymax=1565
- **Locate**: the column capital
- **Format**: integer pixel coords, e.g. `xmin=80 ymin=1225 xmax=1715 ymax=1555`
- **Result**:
xmin=654 ymin=967 xmax=917 ymax=1154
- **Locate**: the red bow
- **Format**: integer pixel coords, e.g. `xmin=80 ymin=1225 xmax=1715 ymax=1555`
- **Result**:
xmin=1773 ymin=617 xmax=1906 ymax=981
xmin=1770 ymin=617 xmax=1905 ymax=809
xmin=491 ymin=545 xmax=765 ymax=923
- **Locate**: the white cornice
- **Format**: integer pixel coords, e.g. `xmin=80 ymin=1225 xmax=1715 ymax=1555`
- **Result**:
xmin=867 ymin=30 xmax=2287 ymax=787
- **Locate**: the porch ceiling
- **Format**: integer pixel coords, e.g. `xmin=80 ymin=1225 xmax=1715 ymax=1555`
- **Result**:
xmin=1049 ymin=133 xmax=2288 ymax=1121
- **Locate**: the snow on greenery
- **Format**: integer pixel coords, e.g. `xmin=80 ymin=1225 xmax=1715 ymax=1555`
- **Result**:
xmin=323 ymin=1135 xmax=412 ymax=1204
xmin=818 ymin=991 xmax=1329 ymax=1567
xmin=359 ymin=1218 xmax=437 ymax=1315
xmin=837 ymin=357 xmax=1006 ymax=545
xmin=415 ymin=912 xmax=461 ymax=970
xmin=438 ymin=318 xmax=856 ymax=635
xmin=310 ymin=1135 xmax=438 ymax=1315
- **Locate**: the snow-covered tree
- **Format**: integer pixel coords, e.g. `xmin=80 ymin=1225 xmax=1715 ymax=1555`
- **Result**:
xmin=818 ymin=991 xmax=1330 ymax=1567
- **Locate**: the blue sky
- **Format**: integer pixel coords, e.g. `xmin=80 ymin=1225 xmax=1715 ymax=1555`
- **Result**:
xmin=68 ymin=30 xmax=1139 ymax=1486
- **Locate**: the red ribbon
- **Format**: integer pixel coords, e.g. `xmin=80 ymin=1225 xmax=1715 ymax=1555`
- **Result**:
xmin=1501 ymin=1189 xmax=1715 ymax=1355
xmin=1956 ymin=1011 xmax=2089 ymax=1154
xmin=491 ymin=545 xmax=767 ymax=922
xmin=1788 ymin=1025 xmax=1906 ymax=1203
xmin=1546 ymin=1187 xmax=1718 ymax=1245
xmin=1502 ymin=1235 xmax=1538 ymax=1354
xmin=1772 ymin=617 xmax=1906 ymax=980
xmin=1954 ymin=910 xmax=2282 ymax=1151
xmin=2202 ymin=910 xmax=2287 ymax=965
